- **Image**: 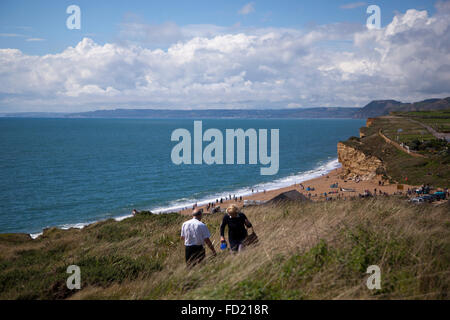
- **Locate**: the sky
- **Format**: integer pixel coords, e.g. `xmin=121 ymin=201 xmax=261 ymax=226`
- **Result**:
xmin=0 ymin=0 xmax=449 ymax=112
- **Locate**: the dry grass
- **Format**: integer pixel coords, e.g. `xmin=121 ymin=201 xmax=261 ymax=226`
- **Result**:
xmin=0 ymin=198 xmax=449 ymax=300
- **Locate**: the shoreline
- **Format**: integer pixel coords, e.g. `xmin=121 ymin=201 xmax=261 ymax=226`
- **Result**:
xmin=155 ymin=158 xmax=341 ymax=213
xmin=27 ymin=160 xmax=420 ymax=240
xmin=27 ymin=158 xmax=341 ymax=239
xmin=179 ymin=167 xmax=419 ymax=216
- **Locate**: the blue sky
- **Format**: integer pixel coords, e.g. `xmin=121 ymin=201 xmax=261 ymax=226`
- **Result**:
xmin=0 ymin=1 xmax=449 ymax=112
xmin=0 ymin=0 xmax=437 ymax=55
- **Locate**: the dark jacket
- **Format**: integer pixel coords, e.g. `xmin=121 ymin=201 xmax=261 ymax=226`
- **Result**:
xmin=220 ymin=212 xmax=252 ymax=242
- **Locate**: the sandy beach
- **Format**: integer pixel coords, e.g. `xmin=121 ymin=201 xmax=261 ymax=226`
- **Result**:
xmin=179 ymin=167 xmax=419 ymax=215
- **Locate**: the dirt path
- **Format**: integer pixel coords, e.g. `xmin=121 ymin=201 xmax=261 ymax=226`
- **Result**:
xmin=378 ymin=129 xmax=427 ymax=158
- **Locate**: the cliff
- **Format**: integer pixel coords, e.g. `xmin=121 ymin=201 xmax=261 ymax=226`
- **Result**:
xmin=337 ymin=141 xmax=384 ymax=180
xmin=338 ymin=111 xmax=450 ymax=187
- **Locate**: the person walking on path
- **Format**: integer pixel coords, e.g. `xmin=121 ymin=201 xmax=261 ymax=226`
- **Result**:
xmin=181 ymin=208 xmax=216 ymax=266
xmin=220 ymin=204 xmax=253 ymax=252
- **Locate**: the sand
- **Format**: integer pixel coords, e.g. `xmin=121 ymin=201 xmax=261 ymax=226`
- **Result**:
xmin=179 ymin=167 xmax=418 ymax=216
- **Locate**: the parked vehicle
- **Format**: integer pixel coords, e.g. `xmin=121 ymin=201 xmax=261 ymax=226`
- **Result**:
xmin=421 ymin=195 xmax=434 ymax=203
xmin=433 ymin=191 xmax=446 ymax=200
xmin=410 ymin=197 xmax=425 ymax=203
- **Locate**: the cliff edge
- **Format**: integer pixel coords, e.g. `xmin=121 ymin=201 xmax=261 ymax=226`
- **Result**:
xmin=337 ymin=112 xmax=450 ymax=187
xmin=337 ymin=141 xmax=384 ymax=181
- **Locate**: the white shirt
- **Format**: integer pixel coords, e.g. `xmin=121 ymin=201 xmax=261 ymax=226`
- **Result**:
xmin=181 ymin=218 xmax=211 ymax=246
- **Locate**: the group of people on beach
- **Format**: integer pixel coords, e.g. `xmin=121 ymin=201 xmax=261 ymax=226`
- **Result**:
xmin=190 ymin=194 xmax=246 ymax=214
xmin=180 ymin=204 xmax=254 ymax=266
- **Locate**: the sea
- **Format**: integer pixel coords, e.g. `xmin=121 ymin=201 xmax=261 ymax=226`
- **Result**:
xmin=0 ymin=118 xmax=365 ymax=237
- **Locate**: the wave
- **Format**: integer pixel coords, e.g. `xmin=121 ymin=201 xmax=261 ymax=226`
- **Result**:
xmin=29 ymin=158 xmax=340 ymax=239
xmin=30 ymin=221 xmax=95 ymax=239
xmin=150 ymin=158 xmax=341 ymax=213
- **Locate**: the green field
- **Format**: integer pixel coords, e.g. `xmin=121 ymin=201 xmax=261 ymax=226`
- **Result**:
xmin=394 ymin=110 xmax=450 ymax=133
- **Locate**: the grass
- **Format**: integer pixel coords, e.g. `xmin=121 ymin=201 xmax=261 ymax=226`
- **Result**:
xmin=343 ymin=113 xmax=450 ymax=187
xmin=394 ymin=110 xmax=450 ymax=133
xmin=343 ymin=134 xmax=450 ymax=187
xmin=0 ymin=198 xmax=449 ymax=300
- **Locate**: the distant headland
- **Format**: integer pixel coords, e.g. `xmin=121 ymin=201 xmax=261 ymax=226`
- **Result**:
xmin=1 ymin=97 xmax=449 ymax=119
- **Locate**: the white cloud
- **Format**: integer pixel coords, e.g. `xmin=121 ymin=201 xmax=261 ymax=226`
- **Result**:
xmin=0 ymin=7 xmax=449 ymax=112
xmin=340 ymin=2 xmax=367 ymax=10
xmin=287 ymin=103 xmax=302 ymax=108
xmin=25 ymin=38 xmax=45 ymax=42
xmin=238 ymin=2 xmax=255 ymax=15
xmin=118 ymin=21 xmax=183 ymax=47
xmin=0 ymin=33 xmax=25 ymax=37
xmin=435 ymin=0 xmax=450 ymax=13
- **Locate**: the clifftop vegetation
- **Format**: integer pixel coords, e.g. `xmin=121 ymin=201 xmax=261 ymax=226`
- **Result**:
xmin=341 ymin=111 xmax=450 ymax=187
xmin=1 ymin=198 xmax=448 ymax=300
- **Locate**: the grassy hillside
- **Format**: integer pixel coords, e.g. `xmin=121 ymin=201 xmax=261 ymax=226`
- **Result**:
xmin=1 ymin=198 xmax=449 ymax=300
xmin=348 ymin=114 xmax=450 ymax=187
xmin=394 ymin=110 xmax=450 ymax=133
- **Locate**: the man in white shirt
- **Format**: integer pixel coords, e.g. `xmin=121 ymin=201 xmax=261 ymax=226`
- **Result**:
xmin=181 ymin=208 xmax=216 ymax=266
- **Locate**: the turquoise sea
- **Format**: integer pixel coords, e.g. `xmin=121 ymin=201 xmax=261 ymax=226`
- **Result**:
xmin=0 ymin=118 xmax=364 ymax=236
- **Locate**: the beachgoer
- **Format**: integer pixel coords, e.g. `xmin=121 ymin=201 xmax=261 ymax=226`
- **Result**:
xmin=181 ymin=208 xmax=216 ymax=266
xmin=220 ymin=204 xmax=253 ymax=252
xmin=132 ymin=209 xmax=139 ymax=216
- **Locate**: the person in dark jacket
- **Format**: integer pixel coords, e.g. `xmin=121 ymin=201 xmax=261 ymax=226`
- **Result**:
xmin=220 ymin=204 xmax=253 ymax=252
